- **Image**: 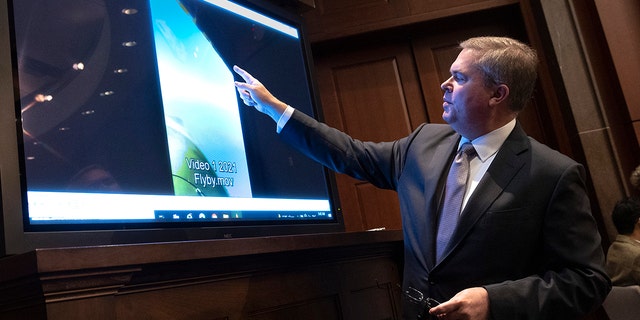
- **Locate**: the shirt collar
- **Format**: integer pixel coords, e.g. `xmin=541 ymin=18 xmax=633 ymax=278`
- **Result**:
xmin=459 ymin=119 xmax=516 ymax=162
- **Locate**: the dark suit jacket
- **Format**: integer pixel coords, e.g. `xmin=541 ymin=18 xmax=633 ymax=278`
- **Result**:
xmin=280 ymin=110 xmax=610 ymax=319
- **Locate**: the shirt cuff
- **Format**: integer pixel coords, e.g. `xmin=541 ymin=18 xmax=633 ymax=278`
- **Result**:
xmin=276 ymin=105 xmax=295 ymax=133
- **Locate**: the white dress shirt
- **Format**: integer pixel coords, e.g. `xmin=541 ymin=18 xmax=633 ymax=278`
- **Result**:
xmin=460 ymin=119 xmax=516 ymax=210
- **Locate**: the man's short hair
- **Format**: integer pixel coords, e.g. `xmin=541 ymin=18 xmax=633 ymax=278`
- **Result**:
xmin=459 ymin=36 xmax=538 ymax=113
xmin=611 ymin=197 xmax=640 ymax=235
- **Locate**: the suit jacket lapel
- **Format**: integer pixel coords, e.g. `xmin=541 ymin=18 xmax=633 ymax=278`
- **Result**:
xmin=436 ymin=123 xmax=530 ymax=266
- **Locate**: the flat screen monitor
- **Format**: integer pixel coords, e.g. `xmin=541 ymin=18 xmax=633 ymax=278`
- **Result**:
xmin=0 ymin=0 xmax=343 ymax=256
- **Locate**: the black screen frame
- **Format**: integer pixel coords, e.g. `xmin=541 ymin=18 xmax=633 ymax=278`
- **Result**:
xmin=0 ymin=0 xmax=344 ymax=256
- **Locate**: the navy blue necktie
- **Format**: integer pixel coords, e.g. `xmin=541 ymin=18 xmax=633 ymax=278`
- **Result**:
xmin=436 ymin=142 xmax=476 ymax=262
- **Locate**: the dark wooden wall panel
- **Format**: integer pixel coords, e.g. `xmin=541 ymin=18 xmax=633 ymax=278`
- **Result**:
xmin=0 ymin=232 xmax=404 ymax=320
xmin=315 ymin=41 xmax=427 ymax=231
xmin=408 ymin=0 xmax=505 ymax=14
xmin=355 ymin=182 xmax=402 ymax=230
xmin=302 ymin=0 xmax=520 ymax=42
xmin=333 ymin=58 xmax=413 ymax=141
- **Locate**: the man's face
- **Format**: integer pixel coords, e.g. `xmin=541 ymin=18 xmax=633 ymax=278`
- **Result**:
xmin=440 ymin=49 xmax=495 ymax=139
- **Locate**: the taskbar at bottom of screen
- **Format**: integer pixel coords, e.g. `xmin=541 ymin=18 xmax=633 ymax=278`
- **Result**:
xmin=154 ymin=210 xmax=334 ymax=222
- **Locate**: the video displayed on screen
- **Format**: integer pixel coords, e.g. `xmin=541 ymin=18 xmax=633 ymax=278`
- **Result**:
xmin=12 ymin=0 xmax=336 ymax=229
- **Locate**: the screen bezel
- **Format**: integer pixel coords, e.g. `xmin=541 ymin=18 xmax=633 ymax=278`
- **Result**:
xmin=0 ymin=0 xmax=344 ymax=256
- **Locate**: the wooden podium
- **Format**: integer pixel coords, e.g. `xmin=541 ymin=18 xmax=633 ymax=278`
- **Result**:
xmin=0 ymin=230 xmax=403 ymax=319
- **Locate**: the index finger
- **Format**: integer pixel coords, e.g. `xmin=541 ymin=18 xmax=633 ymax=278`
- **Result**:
xmin=428 ymin=299 xmax=459 ymax=316
xmin=233 ymin=65 xmax=255 ymax=83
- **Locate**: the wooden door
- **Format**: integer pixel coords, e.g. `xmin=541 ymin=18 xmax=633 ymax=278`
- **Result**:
xmin=314 ymin=40 xmax=426 ymax=231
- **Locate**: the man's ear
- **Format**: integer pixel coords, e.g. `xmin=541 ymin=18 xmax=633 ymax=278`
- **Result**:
xmin=490 ymin=84 xmax=509 ymax=105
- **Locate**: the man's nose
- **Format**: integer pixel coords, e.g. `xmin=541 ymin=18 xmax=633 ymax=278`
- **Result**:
xmin=441 ymin=77 xmax=453 ymax=92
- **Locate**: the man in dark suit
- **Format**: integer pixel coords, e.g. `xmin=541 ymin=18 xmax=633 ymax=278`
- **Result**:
xmin=233 ymin=36 xmax=610 ymax=319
